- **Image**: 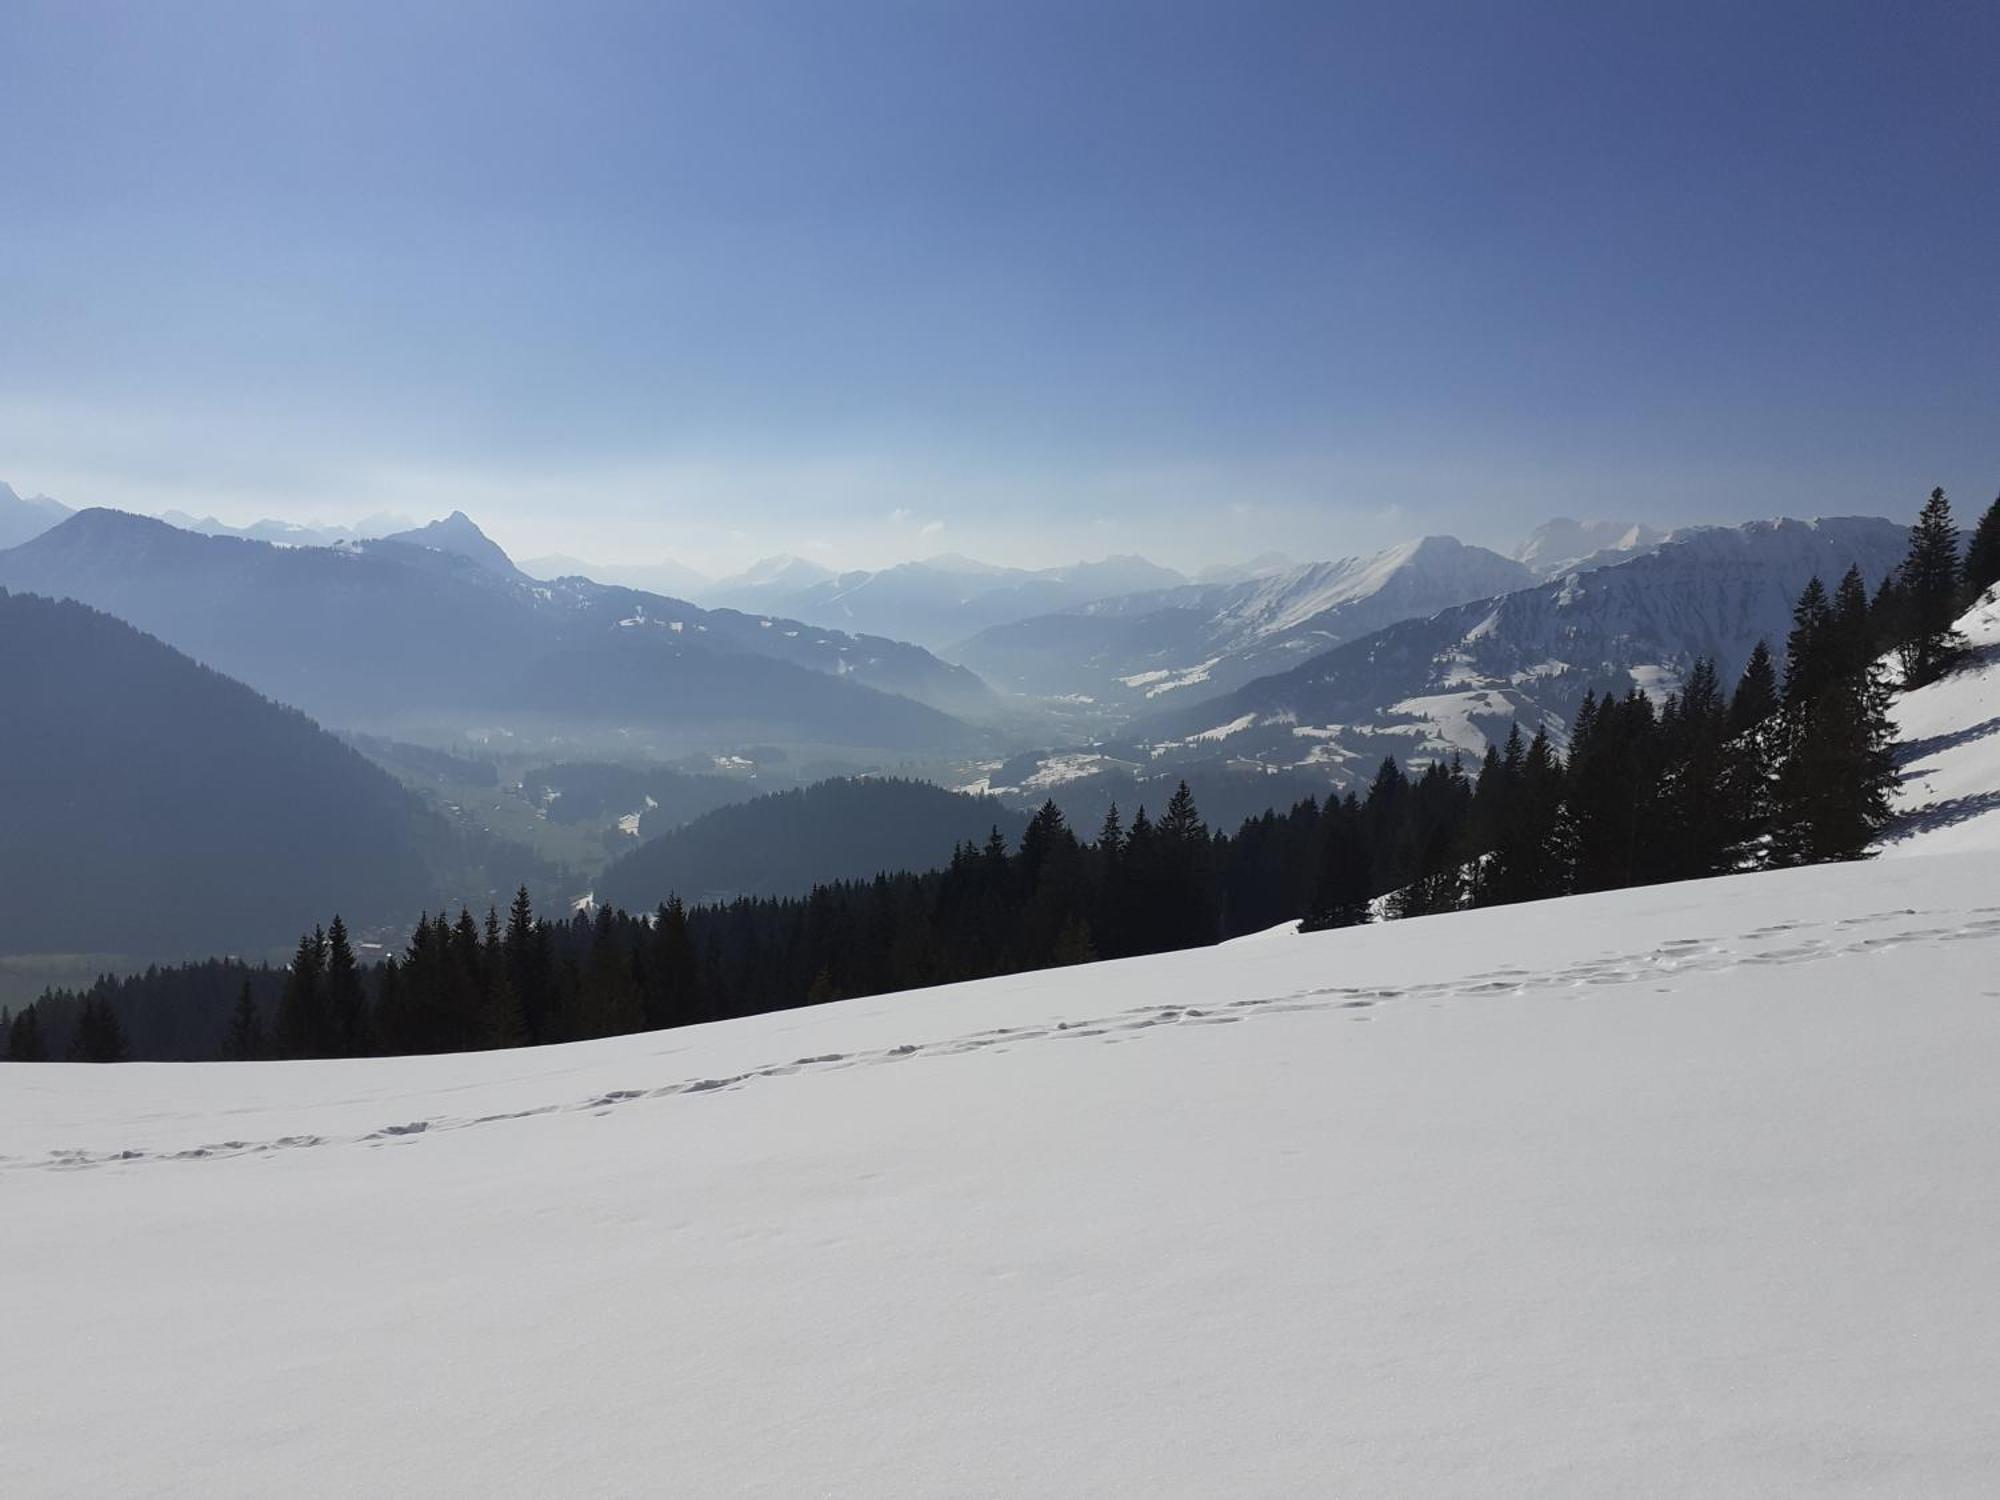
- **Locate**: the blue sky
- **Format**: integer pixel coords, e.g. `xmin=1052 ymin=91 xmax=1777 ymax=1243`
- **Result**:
xmin=2 ymin=0 xmax=1994 ymax=573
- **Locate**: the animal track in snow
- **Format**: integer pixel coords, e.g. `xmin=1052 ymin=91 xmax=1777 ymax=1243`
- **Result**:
xmin=18 ymin=897 xmax=1998 ymax=1174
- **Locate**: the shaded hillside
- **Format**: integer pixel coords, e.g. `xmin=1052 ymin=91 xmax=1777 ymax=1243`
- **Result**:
xmin=597 ymin=777 xmax=1029 ymax=908
xmin=0 ymin=589 xmax=542 ymax=955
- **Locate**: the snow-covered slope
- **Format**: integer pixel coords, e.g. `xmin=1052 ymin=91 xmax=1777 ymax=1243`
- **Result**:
xmin=1879 ymin=587 xmax=2000 ymax=858
xmin=9 ymin=848 xmax=2000 ymax=1495
xmin=955 ymin=536 xmax=1535 ymax=717
xmin=1133 ymin=516 xmax=1909 ymax=784
xmin=1511 ymin=516 xmax=1668 ymax=578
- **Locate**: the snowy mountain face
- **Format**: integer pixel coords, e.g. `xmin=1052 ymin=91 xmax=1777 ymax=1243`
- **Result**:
xmin=0 ymin=480 xmax=72 ymax=549
xmin=11 ymin=843 xmax=2000 ymax=1492
xmin=1193 ymin=550 xmax=1294 ymax=585
xmin=0 ymin=510 xmax=993 ymax=747
xmin=1131 ymin=516 xmax=1911 ymax=784
xmin=707 ymin=553 xmax=1189 ymax=652
xmin=1511 ymin=516 xmax=1669 ymax=578
xmin=954 ymin=536 xmax=1536 ymax=720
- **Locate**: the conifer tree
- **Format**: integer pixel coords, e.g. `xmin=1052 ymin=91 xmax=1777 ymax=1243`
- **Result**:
xmin=1658 ymin=658 xmax=1737 ymax=878
xmin=1827 ymin=566 xmax=1874 ymax=680
xmin=646 ymin=895 xmax=703 ymax=1028
xmin=6 ymin=1001 xmax=48 ymax=1062
xmin=68 ymin=996 xmax=128 ymax=1062
xmin=1305 ymin=791 xmax=1371 ymax=929
xmin=1728 ymin=641 xmax=1780 ymax=733
xmin=1964 ymin=492 xmax=2000 ymax=601
xmin=481 ymin=906 xmax=527 ymax=1048
xmin=325 ymin=915 xmax=367 ymax=1057
xmin=224 ymin=981 xmax=266 ymax=1061
xmin=1895 ymin=486 xmax=1964 ymax=685
xmin=1769 ymin=666 xmax=1897 ymax=863
xmin=276 ymin=926 xmax=330 ymax=1058
xmin=1783 ymin=576 xmax=1833 ymax=709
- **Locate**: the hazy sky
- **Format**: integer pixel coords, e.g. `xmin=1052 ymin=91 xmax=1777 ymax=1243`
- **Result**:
xmin=2 ymin=1 xmax=1995 ymax=574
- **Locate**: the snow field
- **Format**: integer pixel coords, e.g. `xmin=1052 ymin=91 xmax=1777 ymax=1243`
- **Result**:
xmin=8 ymin=851 xmax=2000 ymax=1496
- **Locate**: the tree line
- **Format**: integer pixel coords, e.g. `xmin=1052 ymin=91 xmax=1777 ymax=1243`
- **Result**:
xmin=9 ymin=488 xmax=1994 ymax=1064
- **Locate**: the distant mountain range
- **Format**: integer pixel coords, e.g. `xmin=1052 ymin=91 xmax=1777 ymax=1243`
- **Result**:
xmin=0 ymin=588 xmax=538 ymax=956
xmin=955 ymin=536 xmax=1538 ymax=719
xmin=0 ymin=509 xmax=992 ymax=750
xmin=1127 ymin=516 xmax=1911 ymax=783
xmin=698 ymin=553 xmax=1189 ymax=649
xmin=1510 ymin=517 xmax=1669 ymax=578
xmin=0 ymin=481 xmax=71 ymax=549
xmin=158 ymin=509 xmax=415 ymax=548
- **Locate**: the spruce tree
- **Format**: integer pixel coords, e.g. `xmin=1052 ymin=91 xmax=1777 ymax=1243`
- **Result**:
xmin=1659 ymin=659 xmax=1736 ymax=878
xmin=68 ymin=996 xmax=128 ymax=1062
xmin=481 ymin=906 xmax=527 ymax=1048
xmin=276 ymin=926 xmax=330 ymax=1058
xmin=1783 ymin=576 xmax=1833 ymax=709
xmin=1729 ymin=641 xmax=1780 ymax=733
xmin=325 ymin=915 xmax=367 ymax=1057
xmin=6 ymin=1002 xmax=48 ymax=1062
xmin=1827 ymin=566 xmax=1874 ymax=679
xmin=1895 ymin=486 xmax=1964 ymax=685
xmin=224 ymin=981 xmax=266 ymax=1061
xmin=1770 ymin=666 xmax=1898 ymax=863
xmin=1964 ymin=492 xmax=2000 ymax=601
xmin=1304 ymin=791 xmax=1371 ymax=929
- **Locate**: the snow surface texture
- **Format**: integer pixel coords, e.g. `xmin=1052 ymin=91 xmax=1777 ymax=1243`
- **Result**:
xmin=8 ymin=853 xmax=2000 ymax=1494
xmin=1881 ymin=588 xmax=2000 ymax=858
xmin=8 ymin=593 xmax=2000 ymax=1496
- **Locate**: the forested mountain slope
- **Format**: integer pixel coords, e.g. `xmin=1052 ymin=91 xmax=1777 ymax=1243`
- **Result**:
xmin=0 ymin=589 xmax=530 ymax=954
xmin=596 ymin=777 xmax=1029 ymax=908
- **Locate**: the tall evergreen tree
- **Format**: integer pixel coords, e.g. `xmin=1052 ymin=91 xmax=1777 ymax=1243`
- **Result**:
xmin=276 ymin=926 xmax=330 ymax=1058
xmin=1827 ymin=566 xmax=1875 ymax=680
xmin=1964 ymin=492 xmax=2000 ymax=601
xmin=224 ymin=981 xmax=266 ymax=1061
xmin=1658 ymin=658 xmax=1737 ymax=878
xmin=324 ymin=915 xmax=367 ymax=1057
xmin=1304 ymin=792 xmax=1371 ymax=930
xmin=1729 ymin=640 xmax=1780 ymax=732
xmin=1769 ymin=666 xmax=1898 ymax=864
xmin=68 ymin=996 xmax=129 ymax=1062
xmin=6 ymin=1002 xmax=48 ymax=1062
xmin=1783 ymin=576 xmax=1834 ymax=709
xmin=481 ymin=906 xmax=527 ymax=1048
xmin=1895 ymin=486 xmax=1964 ymax=685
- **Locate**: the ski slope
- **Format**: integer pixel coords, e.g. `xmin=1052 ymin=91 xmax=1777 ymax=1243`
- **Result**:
xmin=7 ymin=594 xmax=2000 ymax=1497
